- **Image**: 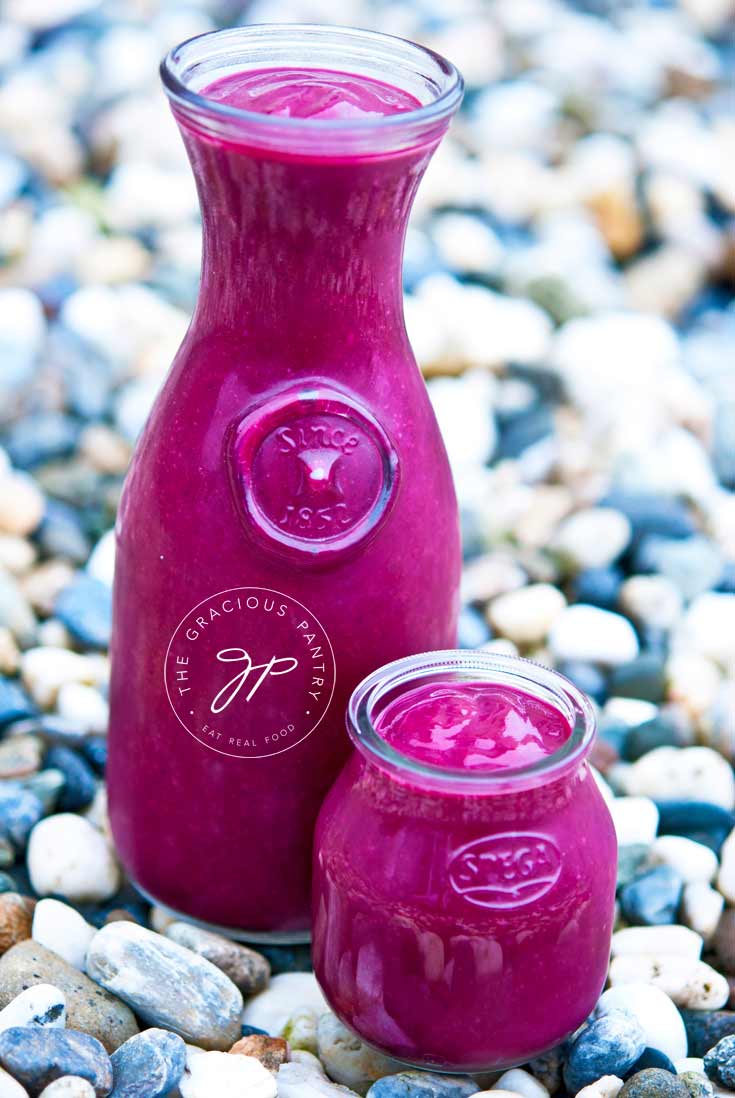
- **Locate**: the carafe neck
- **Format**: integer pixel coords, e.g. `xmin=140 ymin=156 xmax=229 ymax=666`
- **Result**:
xmin=181 ymin=128 xmax=434 ymax=354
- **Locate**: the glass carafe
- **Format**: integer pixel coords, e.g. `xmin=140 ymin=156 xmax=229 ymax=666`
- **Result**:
xmin=107 ymin=25 xmax=463 ymax=940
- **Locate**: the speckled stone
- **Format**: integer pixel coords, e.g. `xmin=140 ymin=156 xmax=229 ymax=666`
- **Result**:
xmin=564 ymin=1012 xmax=647 ymax=1094
xmin=618 ymin=1068 xmax=690 ymax=1097
xmin=164 ymin=922 xmax=270 ymax=996
xmin=703 ymin=1035 xmax=735 ymax=1088
xmin=678 ymin=1071 xmax=713 ymax=1098
xmin=0 ymin=942 xmax=138 ymax=1053
xmin=86 ymin=923 xmax=242 ymax=1051
xmin=109 ymin=1029 xmax=186 ymax=1098
xmin=0 ymin=1027 xmax=112 ymax=1096
xmin=365 ymin=1073 xmax=478 ymax=1097
xmin=680 ymin=1011 xmax=735 ymax=1058
xmin=229 ymin=1035 xmax=289 ymax=1073
xmin=0 ymin=985 xmax=65 ymax=1033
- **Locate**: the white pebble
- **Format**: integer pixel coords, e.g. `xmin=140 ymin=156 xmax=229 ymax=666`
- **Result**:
xmin=676 ymin=1058 xmax=706 ymax=1074
xmin=277 ymin=1058 xmax=360 ymax=1097
xmin=86 ymin=530 xmax=115 ymax=588
xmin=56 ymin=683 xmax=108 ymax=735
xmin=682 ymin=593 xmax=735 ymax=669
xmin=0 ymin=985 xmax=66 ymax=1033
xmin=620 ymin=575 xmax=683 ymax=631
xmin=492 ymin=1068 xmax=549 ymax=1097
xmin=242 ymin=973 xmax=328 ymax=1042
xmin=648 ymin=836 xmax=719 ymax=884
xmin=596 ymin=983 xmax=688 ymax=1063
xmin=609 ymin=954 xmax=730 ymax=1009
xmin=575 ymin=1079 xmax=624 ymax=1098
xmin=179 ymin=1048 xmax=276 ymax=1098
xmin=0 ymin=1066 xmax=29 ymax=1098
xmin=37 ymin=1079 xmax=96 ymax=1098
xmin=0 ymin=472 xmax=45 ymax=538
xmin=27 ymin=814 xmax=120 ymax=903
xmin=717 ymin=827 xmax=735 ymax=903
xmin=619 ymin=747 xmax=735 ymax=810
xmin=612 ymin=925 xmax=703 ymax=960
xmin=21 ymin=647 xmax=109 ymax=710
xmin=681 ymin=882 xmax=726 ymax=943
xmin=609 ymin=797 xmax=659 ymax=846
xmin=551 ymin=508 xmax=631 ymax=571
xmin=316 ymin=1014 xmax=400 ymax=1092
xmin=488 ymin=584 xmax=567 ymax=646
xmin=32 ymin=899 xmax=96 ymax=971
xmin=549 ymin=605 xmax=639 ymax=666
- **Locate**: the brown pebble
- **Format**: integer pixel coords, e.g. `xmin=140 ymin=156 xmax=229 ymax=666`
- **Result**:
xmin=164 ymin=922 xmax=271 ymax=995
xmin=0 ymin=893 xmax=34 ymax=955
xmin=104 ymin=908 xmax=140 ymax=925
xmin=713 ymin=908 xmax=735 ymax=975
xmin=229 ymin=1035 xmax=289 ymax=1073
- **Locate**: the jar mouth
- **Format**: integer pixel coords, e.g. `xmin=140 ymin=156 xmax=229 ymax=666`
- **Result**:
xmin=161 ymin=24 xmax=464 ymax=156
xmin=348 ymin=651 xmax=597 ymax=794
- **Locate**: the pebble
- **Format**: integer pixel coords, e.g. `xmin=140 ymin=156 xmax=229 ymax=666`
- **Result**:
xmin=31 ymin=900 xmax=95 ymax=971
xmin=0 ymin=786 xmax=43 ymax=850
xmin=0 ymin=1028 xmax=112 ymax=1096
xmin=0 ymin=941 xmax=138 ymax=1053
xmin=680 ymin=594 xmax=735 ymax=670
xmin=678 ymin=1072 xmax=714 ymax=1098
xmin=163 ymin=922 xmax=270 ymax=996
xmin=680 ymin=1012 xmax=735 ymax=1059
xmin=713 ymin=910 xmax=735 ymax=974
xmin=626 ymin=1047 xmax=677 ymax=1075
xmin=56 ymin=685 xmax=108 ymax=737
xmin=42 ymin=749 xmax=96 ymax=814
xmin=0 ymin=986 xmax=65 ymax=1033
xmin=564 ymin=1011 xmax=647 ymax=1094
xmin=242 ymin=973 xmax=328 ymax=1043
xmin=618 ymin=1069 xmax=690 ymax=1098
xmin=549 ymin=605 xmax=639 ymax=666
xmin=0 ymin=473 xmax=45 ymax=539
xmin=623 ymin=718 xmax=683 ymax=763
xmin=620 ymin=576 xmax=683 ymax=631
xmin=681 ymin=883 xmax=726 ymax=944
xmin=490 ymin=1069 xmax=549 ymax=1097
xmin=0 ymin=681 xmax=35 ymax=731
xmin=37 ymin=1080 xmax=96 ymax=1098
xmin=54 ymin=578 xmax=112 ymax=652
xmin=716 ymin=829 xmax=735 ymax=903
xmin=648 ymin=837 xmax=719 ymax=885
xmin=109 ymin=1029 xmax=186 ymax=1098
xmin=277 ymin=1056 xmax=360 ymax=1096
xmin=179 ymin=1047 xmax=276 ymax=1098
xmin=609 ymin=955 xmax=730 ymax=1010
xmin=552 ymin=508 xmax=632 ymax=572
xmin=619 ymin=866 xmax=683 ymax=926
xmin=0 ymin=893 xmax=33 ymax=956
xmin=229 ymin=1034 xmax=289 ymax=1073
xmin=575 ymin=1078 xmax=624 ymax=1098
xmin=612 ymin=925 xmax=703 ymax=960
xmin=487 ymin=584 xmax=566 ymax=647
xmin=27 ymin=814 xmax=119 ymax=903
xmin=0 ymin=1067 xmax=28 ymax=1098
xmin=366 ymin=1074 xmax=478 ymax=1097
xmin=316 ymin=1015 xmax=401 ymax=1093
xmin=619 ymin=749 xmax=735 ymax=811
xmin=704 ymin=1036 xmax=735 ymax=1089
xmin=85 ymin=922 xmax=243 ymax=1051
xmin=596 ymin=984 xmax=688 ymax=1063
xmin=0 ymin=737 xmax=42 ymax=781
xmin=656 ymin=804 xmax=735 ymax=855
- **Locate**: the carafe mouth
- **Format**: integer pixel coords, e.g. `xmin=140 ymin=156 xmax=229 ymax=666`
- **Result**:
xmin=161 ymin=24 xmax=463 ymax=156
xmin=348 ymin=651 xmax=597 ymax=794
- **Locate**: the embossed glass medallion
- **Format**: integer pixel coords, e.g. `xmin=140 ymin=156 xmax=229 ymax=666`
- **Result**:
xmin=231 ymin=387 xmax=399 ymax=563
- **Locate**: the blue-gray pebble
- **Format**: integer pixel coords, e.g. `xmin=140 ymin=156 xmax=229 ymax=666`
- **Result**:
xmin=0 ymin=678 xmax=36 ymax=728
xmin=366 ymin=1072 xmax=478 ymax=1098
xmin=110 ymin=1028 xmax=186 ymax=1098
xmin=680 ymin=1010 xmax=735 ymax=1057
xmin=627 ymin=1047 xmax=678 ymax=1077
xmin=564 ymin=1010 xmax=646 ymax=1093
xmin=0 ymin=784 xmax=44 ymax=848
xmin=704 ymin=1035 xmax=735 ymax=1088
xmin=55 ymin=575 xmax=112 ymax=649
xmin=619 ymin=865 xmax=683 ymax=926
xmin=0 ymin=1026 xmax=113 ymax=1095
xmin=44 ymin=746 xmax=97 ymax=811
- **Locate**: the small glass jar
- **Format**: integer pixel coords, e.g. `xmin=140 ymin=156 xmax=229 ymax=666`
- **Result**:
xmin=312 ymin=651 xmax=617 ymax=1073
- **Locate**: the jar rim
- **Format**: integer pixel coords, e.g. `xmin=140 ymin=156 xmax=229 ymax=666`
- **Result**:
xmin=348 ymin=650 xmax=597 ymax=794
xmin=160 ymin=24 xmax=464 ymax=155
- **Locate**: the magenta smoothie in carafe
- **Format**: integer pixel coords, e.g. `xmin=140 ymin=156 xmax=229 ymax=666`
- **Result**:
xmin=313 ymin=652 xmax=617 ymax=1071
xmin=106 ymin=27 xmax=463 ymax=939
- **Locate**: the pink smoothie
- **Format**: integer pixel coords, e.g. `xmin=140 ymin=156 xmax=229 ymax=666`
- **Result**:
xmin=313 ymin=661 xmax=617 ymax=1071
xmin=107 ymin=31 xmax=462 ymax=939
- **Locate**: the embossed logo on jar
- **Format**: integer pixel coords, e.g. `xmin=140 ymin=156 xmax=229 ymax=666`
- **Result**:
xmin=448 ymin=833 xmax=562 ymax=909
xmin=164 ymin=586 xmax=336 ymax=760
xmin=232 ymin=388 xmax=398 ymax=563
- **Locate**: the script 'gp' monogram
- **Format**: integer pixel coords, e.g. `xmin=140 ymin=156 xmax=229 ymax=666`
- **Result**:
xmin=210 ymin=649 xmax=299 ymax=714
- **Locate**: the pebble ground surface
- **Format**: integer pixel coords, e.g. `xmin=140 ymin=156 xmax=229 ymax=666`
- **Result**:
xmin=0 ymin=0 xmax=734 ymax=1095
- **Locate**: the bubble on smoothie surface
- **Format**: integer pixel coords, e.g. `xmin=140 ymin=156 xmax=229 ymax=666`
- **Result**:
xmin=375 ymin=681 xmax=572 ymax=772
xmin=199 ymin=67 xmax=422 ymax=121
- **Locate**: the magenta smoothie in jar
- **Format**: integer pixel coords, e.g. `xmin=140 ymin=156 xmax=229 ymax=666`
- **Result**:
xmin=312 ymin=651 xmax=617 ymax=1072
xmin=107 ymin=27 xmax=463 ymax=941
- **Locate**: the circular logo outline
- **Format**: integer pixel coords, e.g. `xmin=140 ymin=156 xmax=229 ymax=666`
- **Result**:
xmin=164 ymin=585 xmax=336 ymax=760
xmin=230 ymin=386 xmax=400 ymax=566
